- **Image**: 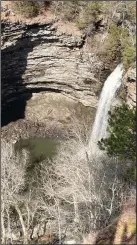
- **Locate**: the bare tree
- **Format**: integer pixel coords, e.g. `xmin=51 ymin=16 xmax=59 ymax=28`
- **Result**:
xmin=1 ymin=113 xmax=135 ymax=244
xmin=39 ymin=122 xmax=135 ymax=241
xmin=1 ymin=140 xmax=26 ymax=243
xmin=1 ymin=140 xmax=34 ymax=244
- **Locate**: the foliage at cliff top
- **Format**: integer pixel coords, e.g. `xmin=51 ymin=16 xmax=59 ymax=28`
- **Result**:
xmin=8 ymin=1 xmax=136 ymax=70
xmin=9 ymin=1 xmax=136 ymax=23
xmin=11 ymin=1 xmax=50 ymax=18
xmin=50 ymin=1 xmax=136 ymax=69
xmin=100 ymin=24 xmax=136 ymax=69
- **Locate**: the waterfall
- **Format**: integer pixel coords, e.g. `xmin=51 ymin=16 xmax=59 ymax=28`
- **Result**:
xmin=89 ymin=64 xmax=124 ymax=150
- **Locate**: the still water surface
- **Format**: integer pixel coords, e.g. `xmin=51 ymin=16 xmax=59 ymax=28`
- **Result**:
xmin=15 ymin=137 xmax=60 ymax=161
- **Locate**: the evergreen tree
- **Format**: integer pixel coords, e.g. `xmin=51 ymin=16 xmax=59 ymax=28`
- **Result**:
xmin=98 ymin=104 xmax=136 ymax=161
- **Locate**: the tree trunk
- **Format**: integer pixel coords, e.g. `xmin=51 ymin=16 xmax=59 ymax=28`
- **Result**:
xmin=1 ymin=213 xmax=6 ymax=244
xmin=6 ymin=208 xmax=12 ymax=243
xmin=55 ymin=199 xmax=61 ymax=243
xmin=15 ymin=205 xmax=28 ymax=244
xmin=73 ymin=195 xmax=79 ymax=223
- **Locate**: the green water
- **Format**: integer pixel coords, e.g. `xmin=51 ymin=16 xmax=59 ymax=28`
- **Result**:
xmin=15 ymin=138 xmax=60 ymax=192
xmin=15 ymin=137 xmax=60 ymax=162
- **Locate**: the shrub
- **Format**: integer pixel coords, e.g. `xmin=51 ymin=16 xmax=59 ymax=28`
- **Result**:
xmin=75 ymin=18 xmax=87 ymax=30
xmin=99 ymin=24 xmax=122 ymax=65
xmin=51 ymin=0 xmax=80 ymax=21
xmin=126 ymin=2 xmax=136 ymax=22
xmin=124 ymin=166 xmax=136 ymax=183
xmin=121 ymin=31 xmax=136 ymax=69
xmin=120 ymin=28 xmax=136 ymax=69
xmin=11 ymin=1 xmax=50 ymax=18
xmin=75 ymin=1 xmax=103 ymax=30
xmin=11 ymin=1 xmax=39 ymax=18
xmin=83 ymin=1 xmax=103 ymax=22
xmin=122 ymin=45 xmax=136 ymax=69
xmin=107 ymin=24 xmax=121 ymax=57
xmin=99 ymin=24 xmax=136 ymax=69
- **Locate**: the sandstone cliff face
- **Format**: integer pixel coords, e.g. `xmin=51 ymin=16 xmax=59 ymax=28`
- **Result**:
xmin=2 ymin=21 xmax=104 ymax=124
xmin=1 ymin=20 xmax=102 ymax=140
xmin=1 ymin=20 xmax=135 ymax=137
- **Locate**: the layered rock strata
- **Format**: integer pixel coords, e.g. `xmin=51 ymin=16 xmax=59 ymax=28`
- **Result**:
xmin=2 ymin=21 xmax=102 ymax=126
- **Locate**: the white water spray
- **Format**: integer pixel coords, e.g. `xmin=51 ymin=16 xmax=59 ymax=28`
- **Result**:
xmin=89 ymin=64 xmax=124 ymax=151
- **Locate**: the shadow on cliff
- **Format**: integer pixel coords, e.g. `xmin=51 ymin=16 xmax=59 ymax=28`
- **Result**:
xmin=1 ymin=23 xmax=43 ymax=127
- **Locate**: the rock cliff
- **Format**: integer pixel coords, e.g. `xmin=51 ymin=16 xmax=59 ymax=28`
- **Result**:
xmin=1 ymin=19 xmax=136 ymax=139
xmin=125 ymin=68 xmax=136 ymax=108
xmin=1 ymin=20 xmax=103 ymax=126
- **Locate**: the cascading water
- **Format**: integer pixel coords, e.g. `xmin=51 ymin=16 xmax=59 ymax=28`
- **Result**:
xmin=89 ymin=64 xmax=124 ymax=152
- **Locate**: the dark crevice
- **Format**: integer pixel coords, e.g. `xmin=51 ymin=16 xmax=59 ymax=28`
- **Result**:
xmin=23 ymin=81 xmax=91 ymax=92
xmin=26 ymin=23 xmax=54 ymax=30
xmin=27 ymin=87 xmax=63 ymax=93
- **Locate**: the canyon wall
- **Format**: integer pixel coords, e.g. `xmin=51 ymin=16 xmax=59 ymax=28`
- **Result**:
xmin=1 ymin=20 xmax=102 ymax=139
xmin=1 ymin=19 xmax=136 ymax=139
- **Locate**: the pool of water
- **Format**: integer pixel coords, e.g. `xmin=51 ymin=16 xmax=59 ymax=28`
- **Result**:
xmin=15 ymin=137 xmax=60 ymax=193
xmin=15 ymin=137 xmax=60 ymax=162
